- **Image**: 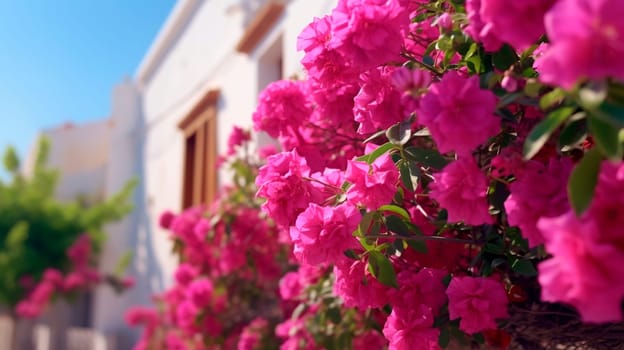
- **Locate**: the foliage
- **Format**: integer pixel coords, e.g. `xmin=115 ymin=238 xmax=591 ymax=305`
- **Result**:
xmin=0 ymin=137 xmax=135 ymax=310
xmin=250 ymin=0 xmax=624 ymax=349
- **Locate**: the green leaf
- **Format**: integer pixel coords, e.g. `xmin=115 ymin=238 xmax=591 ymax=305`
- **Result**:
xmin=326 ymin=307 xmax=342 ymax=324
xmin=386 ymin=122 xmax=412 ymax=146
xmin=404 ymin=147 xmax=449 ymax=169
xmin=588 ymin=102 xmax=624 ymax=129
xmin=357 ymin=211 xmax=375 ymax=236
xmin=363 ymin=129 xmax=387 ymax=143
xmin=5 ymin=222 xmax=29 ymax=249
xmin=399 ymin=161 xmax=414 ymax=192
xmin=464 ymin=42 xmax=478 ymax=59
xmin=523 ymin=106 xmax=576 ymax=160
xmin=524 ymin=79 xmax=542 ymax=98
xmin=113 ymin=251 xmax=133 ymax=277
xmin=539 ymin=88 xmax=566 ymax=110
xmin=355 ymin=142 xmax=396 ymax=164
xmin=439 ymin=327 xmax=451 ymax=348
xmin=378 ymin=204 xmax=410 ymax=221
xmin=510 ymin=258 xmax=537 ymax=277
xmin=497 ymin=92 xmax=523 ymax=108
xmin=465 ymin=56 xmax=482 ymax=74
xmin=344 ymin=249 xmax=359 ymax=260
xmin=558 ymin=113 xmax=587 ymax=149
xmin=406 ymin=239 xmax=428 ymax=254
xmin=385 ymin=215 xmax=411 ymax=236
xmin=359 ymin=237 xmax=375 ymax=252
xmin=3 ymin=147 xmax=20 ymax=173
xmin=492 ymin=44 xmax=517 ymax=70
xmin=588 ymin=115 xmax=623 ymax=160
xmin=568 ymin=148 xmax=602 ymax=215
xmin=368 ymin=251 xmax=398 ymax=288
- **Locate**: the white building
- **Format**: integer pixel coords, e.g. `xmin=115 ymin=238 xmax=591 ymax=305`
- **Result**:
xmin=26 ymin=0 xmax=338 ymax=348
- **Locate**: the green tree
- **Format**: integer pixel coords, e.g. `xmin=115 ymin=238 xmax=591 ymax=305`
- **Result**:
xmin=0 ymin=137 xmax=135 ymax=306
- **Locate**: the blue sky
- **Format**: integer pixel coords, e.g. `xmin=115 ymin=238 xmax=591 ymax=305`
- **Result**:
xmin=0 ymin=1 xmax=174 ymax=176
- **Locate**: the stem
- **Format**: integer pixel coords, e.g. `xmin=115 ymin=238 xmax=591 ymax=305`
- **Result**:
xmin=365 ymin=234 xmax=476 ymax=244
xmin=302 ymin=177 xmax=344 ymax=192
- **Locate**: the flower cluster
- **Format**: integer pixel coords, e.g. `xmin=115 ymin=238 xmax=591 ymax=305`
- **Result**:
xmin=251 ymin=0 xmax=624 ymax=349
xmin=16 ymin=234 xmax=133 ymax=318
xmin=127 ymin=129 xmax=291 ymax=349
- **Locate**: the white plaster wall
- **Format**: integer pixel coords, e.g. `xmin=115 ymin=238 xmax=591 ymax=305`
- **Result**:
xmin=38 ymin=120 xmax=112 ymax=202
xmin=138 ymin=0 xmax=250 ymax=287
xmin=136 ymin=0 xmax=342 ymax=290
xmin=91 ymin=79 xmax=146 ymax=348
xmin=138 ymin=0 xmax=248 ymax=285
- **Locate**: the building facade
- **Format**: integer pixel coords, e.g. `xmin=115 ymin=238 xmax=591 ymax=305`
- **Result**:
xmin=27 ymin=0 xmax=338 ymax=348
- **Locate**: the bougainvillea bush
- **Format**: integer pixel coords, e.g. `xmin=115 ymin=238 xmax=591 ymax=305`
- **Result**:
xmin=128 ymin=129 xmax=389 ymax=350
xmin=250 ymin=0 xmax=624 ymax=349
xmin=126 ymin=130 xmax=290 ymax=349
xmin=0 ymin=138 xmax=135 ymax=319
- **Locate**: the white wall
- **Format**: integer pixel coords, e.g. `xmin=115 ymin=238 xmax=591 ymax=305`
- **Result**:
xmin=37 ymin=119 xmax=112 ymax=202
xmin=91 ymin=0 xmax=340 ymax=347
xmin=135 ymin=0 xmax=341 ymax=292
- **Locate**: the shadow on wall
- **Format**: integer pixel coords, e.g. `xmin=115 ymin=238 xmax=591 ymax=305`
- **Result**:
xmin=115 ymin=103 xmax=166 ymax=350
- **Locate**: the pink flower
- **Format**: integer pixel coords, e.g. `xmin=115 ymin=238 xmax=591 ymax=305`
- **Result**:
xmin=430 ymin=157 xmax=493 ymax=225
xmin=446 ymin=276 xmax=509 ymax=334
xmin=333 ymin=259 xmax=389 ymax=309
xmin=465 ymin=0 xmax=503 ymax=51
xmin=479 ymin=0 xmax=557 ymax=51
xmin=298 ymin=15 xmax=358 ymax=86
xmin=330 ymin=0 xmax=410 ymax=71
xmin=30 ymin=281 xmax=55 ymax=303
xmin=383 ymin=304 xmax=440 ymax=350
xmin=537 ymin=213 xmax=624 ymax=322
xmin=535 ymin=0 xmax=624 ymax=89
xmin=252 ymin=80 xmax=313 ymax=139
xmin=174 ymin=264 xmax=198 ymax=286
xmin=258 ymin=144 xmax=278 ymax=159
xmin=187 ymin=278 xmax=213 ymax=308
xmin=63 ymin=272 xmax=87 ymax=291
xmin=352 ymin=330 xmax=388 ymax=350
xmin=202 ymin=315 xmax=223 ymax=337
xmin=390 ymin=268 xmax=447 ymax=314
xmin=159 ymin=210 xmax=175 ymax=229
xmin=165 ymin=332 xmax=189 ymax=350
xmin=125 ymin=306 xmax=158 ymax=326
xmin=16 ymin=301 xmax=42 ymax=318
xmin=42 ymin=268 xmax=64 ymax=286
xmin=175 ymin=301 xmax=199 ymax=331
xmin=537 ymin=161 xmax=624 ymax=322
xmin=353 ymin=67 xmax=405 ymax=135
xmin=504 ymin=158 xmax=572 ymax=247
xmin=256 ymin=150 xmax=315 ymax=228
xmin=345 ymin=154 xmax=399 ymax=210
xmin=436 ymin=13 xmax=453 ymax=32
xmin=501 ymin=75 xmax=518 ymax=92
xmin=417 ymin=71 xmax=499 ymax=155
xmin=227 ymin=126 xmax=251 ymax=156
xmin=218 ymin=246 xmax=246 ymax=274
xmin=390 ymin=67 xmax=432 ymax=95
xmin=310 ymin=168 xmax=345 ymax=204
xmin=67 ymin=234 xmax=92 ymax=268
xmin=279 ymin=272 xmax=303 ymax=301
xmin=238 ymin=318 xmax=268 ymax=350
xmin=290 ymin=203 xmax=361 ymax=265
